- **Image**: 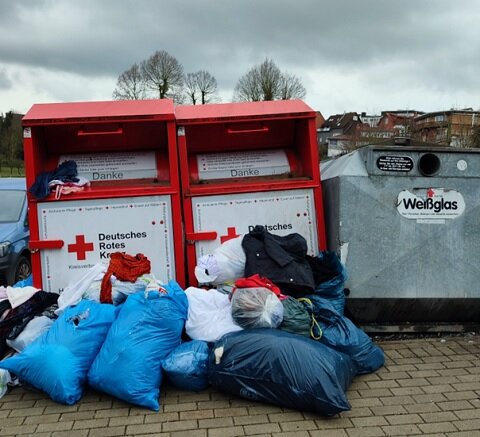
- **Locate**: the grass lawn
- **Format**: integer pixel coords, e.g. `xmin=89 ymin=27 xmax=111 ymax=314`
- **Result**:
xmin=0 ymin=167 xmax=25 ymax=177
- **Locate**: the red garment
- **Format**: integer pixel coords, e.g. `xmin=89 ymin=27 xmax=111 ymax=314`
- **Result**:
xmin=100 ymin=252 xmax=151 ymax=303
xmin=233 ymin=274 xmax=282 ymax=296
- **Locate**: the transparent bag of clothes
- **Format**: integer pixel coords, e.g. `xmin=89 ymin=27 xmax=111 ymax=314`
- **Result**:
xmin=230 ymin=287 xmax=284 ymax=329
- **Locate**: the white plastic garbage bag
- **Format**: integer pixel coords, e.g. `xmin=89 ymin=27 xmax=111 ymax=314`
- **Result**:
xmin=6 ymin=316 xmax=54 ymax=353
xmin=185 ymin=287 xmax=243 ymax=342
xmin=195 ymin=236 xmax=245 ymax=285
xmin=56 ymin=263 xmax=106 ymax=315
xmin=6 ymin=286 xmax=39 ymax=309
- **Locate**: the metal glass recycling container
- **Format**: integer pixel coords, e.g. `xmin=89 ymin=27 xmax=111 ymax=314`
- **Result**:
xmin=320 ymin=145 xmax=480 ymax=323
xmin=23 ymin=99 xmax=185 ymax=292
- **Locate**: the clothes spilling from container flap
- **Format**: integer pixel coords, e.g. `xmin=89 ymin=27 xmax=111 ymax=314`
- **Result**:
xmin=28 ymin=160 xmax=91 ymax=200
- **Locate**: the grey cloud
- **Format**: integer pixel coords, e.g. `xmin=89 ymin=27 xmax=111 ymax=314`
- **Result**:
xmin=1 ymin=0 xmax=480 ymax=113
xmin=2 ymin=1 xmax=479 ymax=74
xmin=0 ymin=68 xmax=12 ymax=90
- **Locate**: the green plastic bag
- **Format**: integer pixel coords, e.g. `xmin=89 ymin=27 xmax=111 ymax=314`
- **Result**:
xmin=279 ymin=296 xmax=311 ymax=337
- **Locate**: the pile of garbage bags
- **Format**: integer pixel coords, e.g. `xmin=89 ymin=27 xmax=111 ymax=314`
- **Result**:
xmin=0 ymin=226 xmax=384 ymax=416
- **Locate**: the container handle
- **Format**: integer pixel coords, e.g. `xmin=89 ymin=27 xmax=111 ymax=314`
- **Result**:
xmin=29 ymin=239 xmax=64 ymax=252
xmin=77 ymin=127 xmax=123 ymax=136
xmin=186 ymin=231 xmax=217 ymax=244
xmin=227 ymin=126 xmax=269 ymax=134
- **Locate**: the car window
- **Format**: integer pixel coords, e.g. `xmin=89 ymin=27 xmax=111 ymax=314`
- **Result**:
xmin=0 ymin=190 xmax=26 ymax=222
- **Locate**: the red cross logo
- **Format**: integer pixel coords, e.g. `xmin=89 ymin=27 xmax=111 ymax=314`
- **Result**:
xmin=220 ymin=226 xmax=239 ymax=243
xmin=68 ymin=235 xmax=94 ymax=261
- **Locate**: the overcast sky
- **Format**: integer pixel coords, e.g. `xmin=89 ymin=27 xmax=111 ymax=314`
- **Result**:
xmin=1 ymin=0 xmax=479 ymax=117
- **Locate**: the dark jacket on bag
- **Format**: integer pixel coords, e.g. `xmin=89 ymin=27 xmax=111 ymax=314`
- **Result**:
xmin=242 ymin=225 xmax=315 ymax=297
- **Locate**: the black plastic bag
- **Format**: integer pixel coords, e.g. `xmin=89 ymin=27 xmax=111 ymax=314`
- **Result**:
xmin=208 ymin=328 xmax=355 ymax=416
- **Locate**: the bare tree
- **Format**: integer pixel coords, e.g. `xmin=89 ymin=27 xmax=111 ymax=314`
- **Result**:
xmin=112 ymin=63 xmax=146 ymax=100
xmin=279 ymin=72 xmax=306 ymax=100
xmin=141 ymin=50 xmax=184 ymax=102
xmin=233 ymin=68 xmax=263 ymax=102
xmin=450 ymin=123 xmax=479 ymax=148
xmin=233 ymin=58 xmax=306 ymax=102
xmin=471 ymin=126 xmax=480 ymax=148
xmin=196 ymin=71 xmax=218 ymax=104
xmin=184 ymin=72 xmax=200 ymax=105
xmin=184 ymin=70 xmax=218 ymax=105
xmin=234 ymin=58 xmax=280 ymax=101
xmin=258 ymin=59 xmax=282 ymax=100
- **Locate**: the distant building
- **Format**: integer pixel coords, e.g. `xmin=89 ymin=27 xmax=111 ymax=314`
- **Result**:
xmin=319 ymin=110 xmax=424 ymax=157
xmin=379 ymin=111 xmax=422 ymax=134
xmin=315 ymin=111 xmax=325 ymax=130
xmin=317 ymin=112 xmax=361 ymax=144
xmin=359 ymin=112 xmax=381 ymax=127
xmin=382 ymin=110 xmax=423 ymax=118
xmin=317 ymin=112 xmax=363 ymax=157
xmin=325 ymin=134 xmax=354 ymax=157
xmin=414 ymin=109 xmax=480 ymax=147
xmin=357 ymin=111 xmax=422 ymax=144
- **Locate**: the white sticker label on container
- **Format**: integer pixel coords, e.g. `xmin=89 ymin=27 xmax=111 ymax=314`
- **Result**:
xmin=59 ymin=151 xmax=157 ymax=181
xmin=397 ymin=188 xmax=465 ymax=222
xmin=37 ymin=195 xmax=175 ymax=293
xmin=457 ymin=159 xmax=468 ymax=171
xmin=192 ymin=188 xmax=318 ymax=258
xmin=197 ymin=149 xmax=290 ymax=180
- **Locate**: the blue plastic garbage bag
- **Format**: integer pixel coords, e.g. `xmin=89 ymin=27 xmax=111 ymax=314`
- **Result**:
xmin=299 ymin=295 xmax=385 ymax=375
xmin=13 ymin=274 xmax=33 ymax=288
xmin=0 ymin=299 xmax=117 ymax=405
xmin=308 ymin=251 xmax=347 ymax=315
xmin=208 ymin=329 xmax=355 ymax=416
xmin=88 ymin=281 xmax=188 ymax=411
xmin=162 ymin=340 xmax=210 ymax=391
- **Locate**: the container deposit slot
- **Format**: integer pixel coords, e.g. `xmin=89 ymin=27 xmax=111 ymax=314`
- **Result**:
xmin=418 ymin=153 xmax=441 ymax=177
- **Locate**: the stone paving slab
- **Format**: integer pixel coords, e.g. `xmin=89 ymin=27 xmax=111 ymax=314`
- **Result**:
xmin=0 ymin=335 xmax=478 ymax=436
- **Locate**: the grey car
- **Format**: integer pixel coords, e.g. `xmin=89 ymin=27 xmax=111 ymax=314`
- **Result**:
xmin=0 ymin=177 xmax=31 ymax=286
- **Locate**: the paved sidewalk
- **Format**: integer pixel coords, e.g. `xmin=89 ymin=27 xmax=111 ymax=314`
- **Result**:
xmin=0 ymin=335 xmax=479 ymax=437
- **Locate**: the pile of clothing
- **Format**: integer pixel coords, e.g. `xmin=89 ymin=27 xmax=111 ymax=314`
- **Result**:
xmin=195 ymin=225 xmax=347 ymax=312
xmin=0 ymin=280 xmax=58 ymax=359
xmin=0 ymin=226 xmax=385 ymax=417
xmin=184 ymin=225 xmax=384 ymax=415
xmin=0 ymin=253 xmax=188 ymax=411
xmin=28 ymin=160 xmax=90 ymax=200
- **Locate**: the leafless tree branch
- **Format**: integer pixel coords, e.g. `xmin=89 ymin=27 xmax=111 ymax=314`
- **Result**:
xmin=233 ymin=58 xmax=306 ymax=102
xmin=141 ymin=50 xmax=184 ymax=102
xmin=112 ymin=63 xmax=146 ymax=100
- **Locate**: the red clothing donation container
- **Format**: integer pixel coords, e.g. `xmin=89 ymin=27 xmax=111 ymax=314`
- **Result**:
xmin=176 ymin=100 xmax=327 ymax=285
xmin=22 ymin=99 xmax=185 ymax=293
